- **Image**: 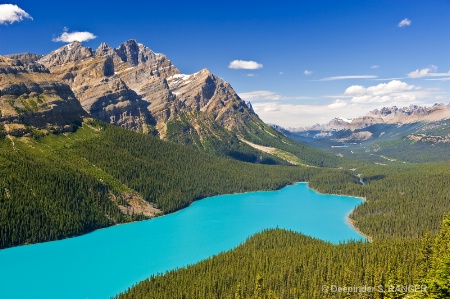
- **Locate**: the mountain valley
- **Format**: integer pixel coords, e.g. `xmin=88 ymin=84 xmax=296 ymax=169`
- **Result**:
xmin=1 ymin=39 xmax=449 ymax=299
xmin=275 ymin=103 xmax=450 ymax=163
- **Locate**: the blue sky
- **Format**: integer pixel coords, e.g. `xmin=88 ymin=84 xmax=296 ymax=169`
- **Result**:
xmin=1 ymin=0 xmax=449 ymax=127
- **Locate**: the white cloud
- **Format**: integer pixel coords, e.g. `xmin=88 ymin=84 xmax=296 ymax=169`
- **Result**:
xmin=53 ymin=30 xmax=97 ymax=43
xmin=408 ymin=66 xmax=450 ymax=78
xmin=342 ymin=80 xmax=423 ymax=104
xmin=0 ymin=4 xmax=32 ymax=25
xmin=366 ymin=80 xmax=414 ymax=95
xmin=344 ymin=85 xmax=366 ymax=96
xmin=328 ymin=99 xmax=348 ymax=109
xmin=408 ymin=65 xmax=436 ymax=78
xmin=247 ymin=74 xmax=256 ymax=77
xmin=304 ymin=70 xmax=313 ymax=76
xmin=239 ymin=90 xmax=281 ymax=101
xmin=398 ymin=18 xmax=412 ymax=28
xmin=319 ymin=75 xmax=378 ymax=81
xmin=228 ymin=60 xmax=263 ymax=70
xmin=262 ymin=103 xmax=281 ymax=112
xmin=371 ymin=65 xmax=380 ymax=69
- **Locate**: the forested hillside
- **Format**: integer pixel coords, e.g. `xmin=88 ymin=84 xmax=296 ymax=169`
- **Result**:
xmin=116 ymin=204 xmax=450 ymax=299
xmin=115 ymin=231 xmax=422 ymax=299
xmin=308 ymin=163 xmax=450 ymax=240
xmin=0 ymin=141 xmax=127 ymax=248
xmin=0 ymin=119 xmax=349 ymax=249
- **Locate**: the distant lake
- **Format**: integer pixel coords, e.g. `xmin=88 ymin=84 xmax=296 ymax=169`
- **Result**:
xmin=0 ymin=183 xmax=364 ymax=299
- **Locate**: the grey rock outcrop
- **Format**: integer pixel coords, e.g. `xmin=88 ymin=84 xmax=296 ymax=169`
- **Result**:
xmin=38 ymin=41 xmax=94 ymax=66
xmin=0 ymin=56 xmax=86 ymax=136
xmin=95 ymin=42 xmax=116 ymax=57
xmin=115 ymin=39 xmax=156 ymax=66
xmin=6 ymin=53 xmax=43 ymax=64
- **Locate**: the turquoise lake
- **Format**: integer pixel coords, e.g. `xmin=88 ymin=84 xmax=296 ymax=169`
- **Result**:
xmin=0 ymin=183 xmax=365 ymax=299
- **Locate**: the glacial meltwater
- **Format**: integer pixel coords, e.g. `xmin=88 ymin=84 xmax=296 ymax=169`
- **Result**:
xmin=0 ymin=183 xmax=365 ymax=299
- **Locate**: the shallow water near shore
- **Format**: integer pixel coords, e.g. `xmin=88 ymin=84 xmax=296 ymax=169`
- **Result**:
xmin=0 ymin=182 xmax=364 ymax=299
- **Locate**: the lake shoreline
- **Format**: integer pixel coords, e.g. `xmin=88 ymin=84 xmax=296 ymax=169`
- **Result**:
xmin=1 ymin=181 xmax=370 ymax=251
xmin=346 ymin=216 xmax=373 ymax=243
xmin=0 ymin=182 xmax=366 ymax=299
xmin=306 ymin=183 xmax=372 ymax=242
xmin=0 ymin=181 xmax=300 ymax=251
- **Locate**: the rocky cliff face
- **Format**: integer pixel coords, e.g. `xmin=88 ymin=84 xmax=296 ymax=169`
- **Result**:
xmin=37 ymin=40 xmax=173 ymax=133
xmin=5 ymin=53 xmax=43 ymax=64
xmin=0 ymin=56 xmax=86 ymax=136
xmin=115 ymin=40 xmax=159 ymax=66
xmin=37 ymin=39 xmax=260 ymax=143
xmin=166 ymin=69 xmax=255 ymax=127
xmin=0 ymin=54 xmax=48 ymax=74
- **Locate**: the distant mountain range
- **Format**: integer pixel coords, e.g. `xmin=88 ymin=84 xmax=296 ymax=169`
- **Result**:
xmin=286 ymin=103 xmax=450 ymax=133
xmin=274 ymin=103 xmax=450 ymax=163
xmin=0 ymin=40 xmax=339 ymax=167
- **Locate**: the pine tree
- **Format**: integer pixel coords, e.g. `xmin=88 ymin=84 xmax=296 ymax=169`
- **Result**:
xmin=412 ymin=215 xmax=450 ymax=299
xmin=253 ymin=274 xmax=263 ymax=299
xmin=235 ymin=283 xmax=243 ymax=299
xmin=418 ymin=232 xmax=433 ymax=281
xmin=425 ymin=215 xmax=450 ymax=298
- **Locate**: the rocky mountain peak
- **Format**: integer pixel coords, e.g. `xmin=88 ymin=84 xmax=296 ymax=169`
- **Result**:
xmin=115 ymin=39 xmax=159 ymax=66
xmin=39 ymin=41 xmax=94 ymax=67
xmin=95 ymin=42 xmax=115 ymax=57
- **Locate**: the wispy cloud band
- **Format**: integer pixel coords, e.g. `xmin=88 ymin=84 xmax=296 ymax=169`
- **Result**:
xmin=319 ymin=75 xmax=378 ymax=81
xmin=408 ymin=66 xmax=450 ymax=78
xmin=239 ymin=90 xmax=281 ymax=101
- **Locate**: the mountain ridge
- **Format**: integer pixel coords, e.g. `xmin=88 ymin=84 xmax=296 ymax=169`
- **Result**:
xmin=1 ymin=39 xmax=341 ymax=167
xmin=35 ymin=40 xmax=260 ymax=138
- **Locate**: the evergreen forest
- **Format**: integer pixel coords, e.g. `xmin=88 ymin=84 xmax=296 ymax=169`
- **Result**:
xmin=0 ymin=119 xmax=449 ymax=299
